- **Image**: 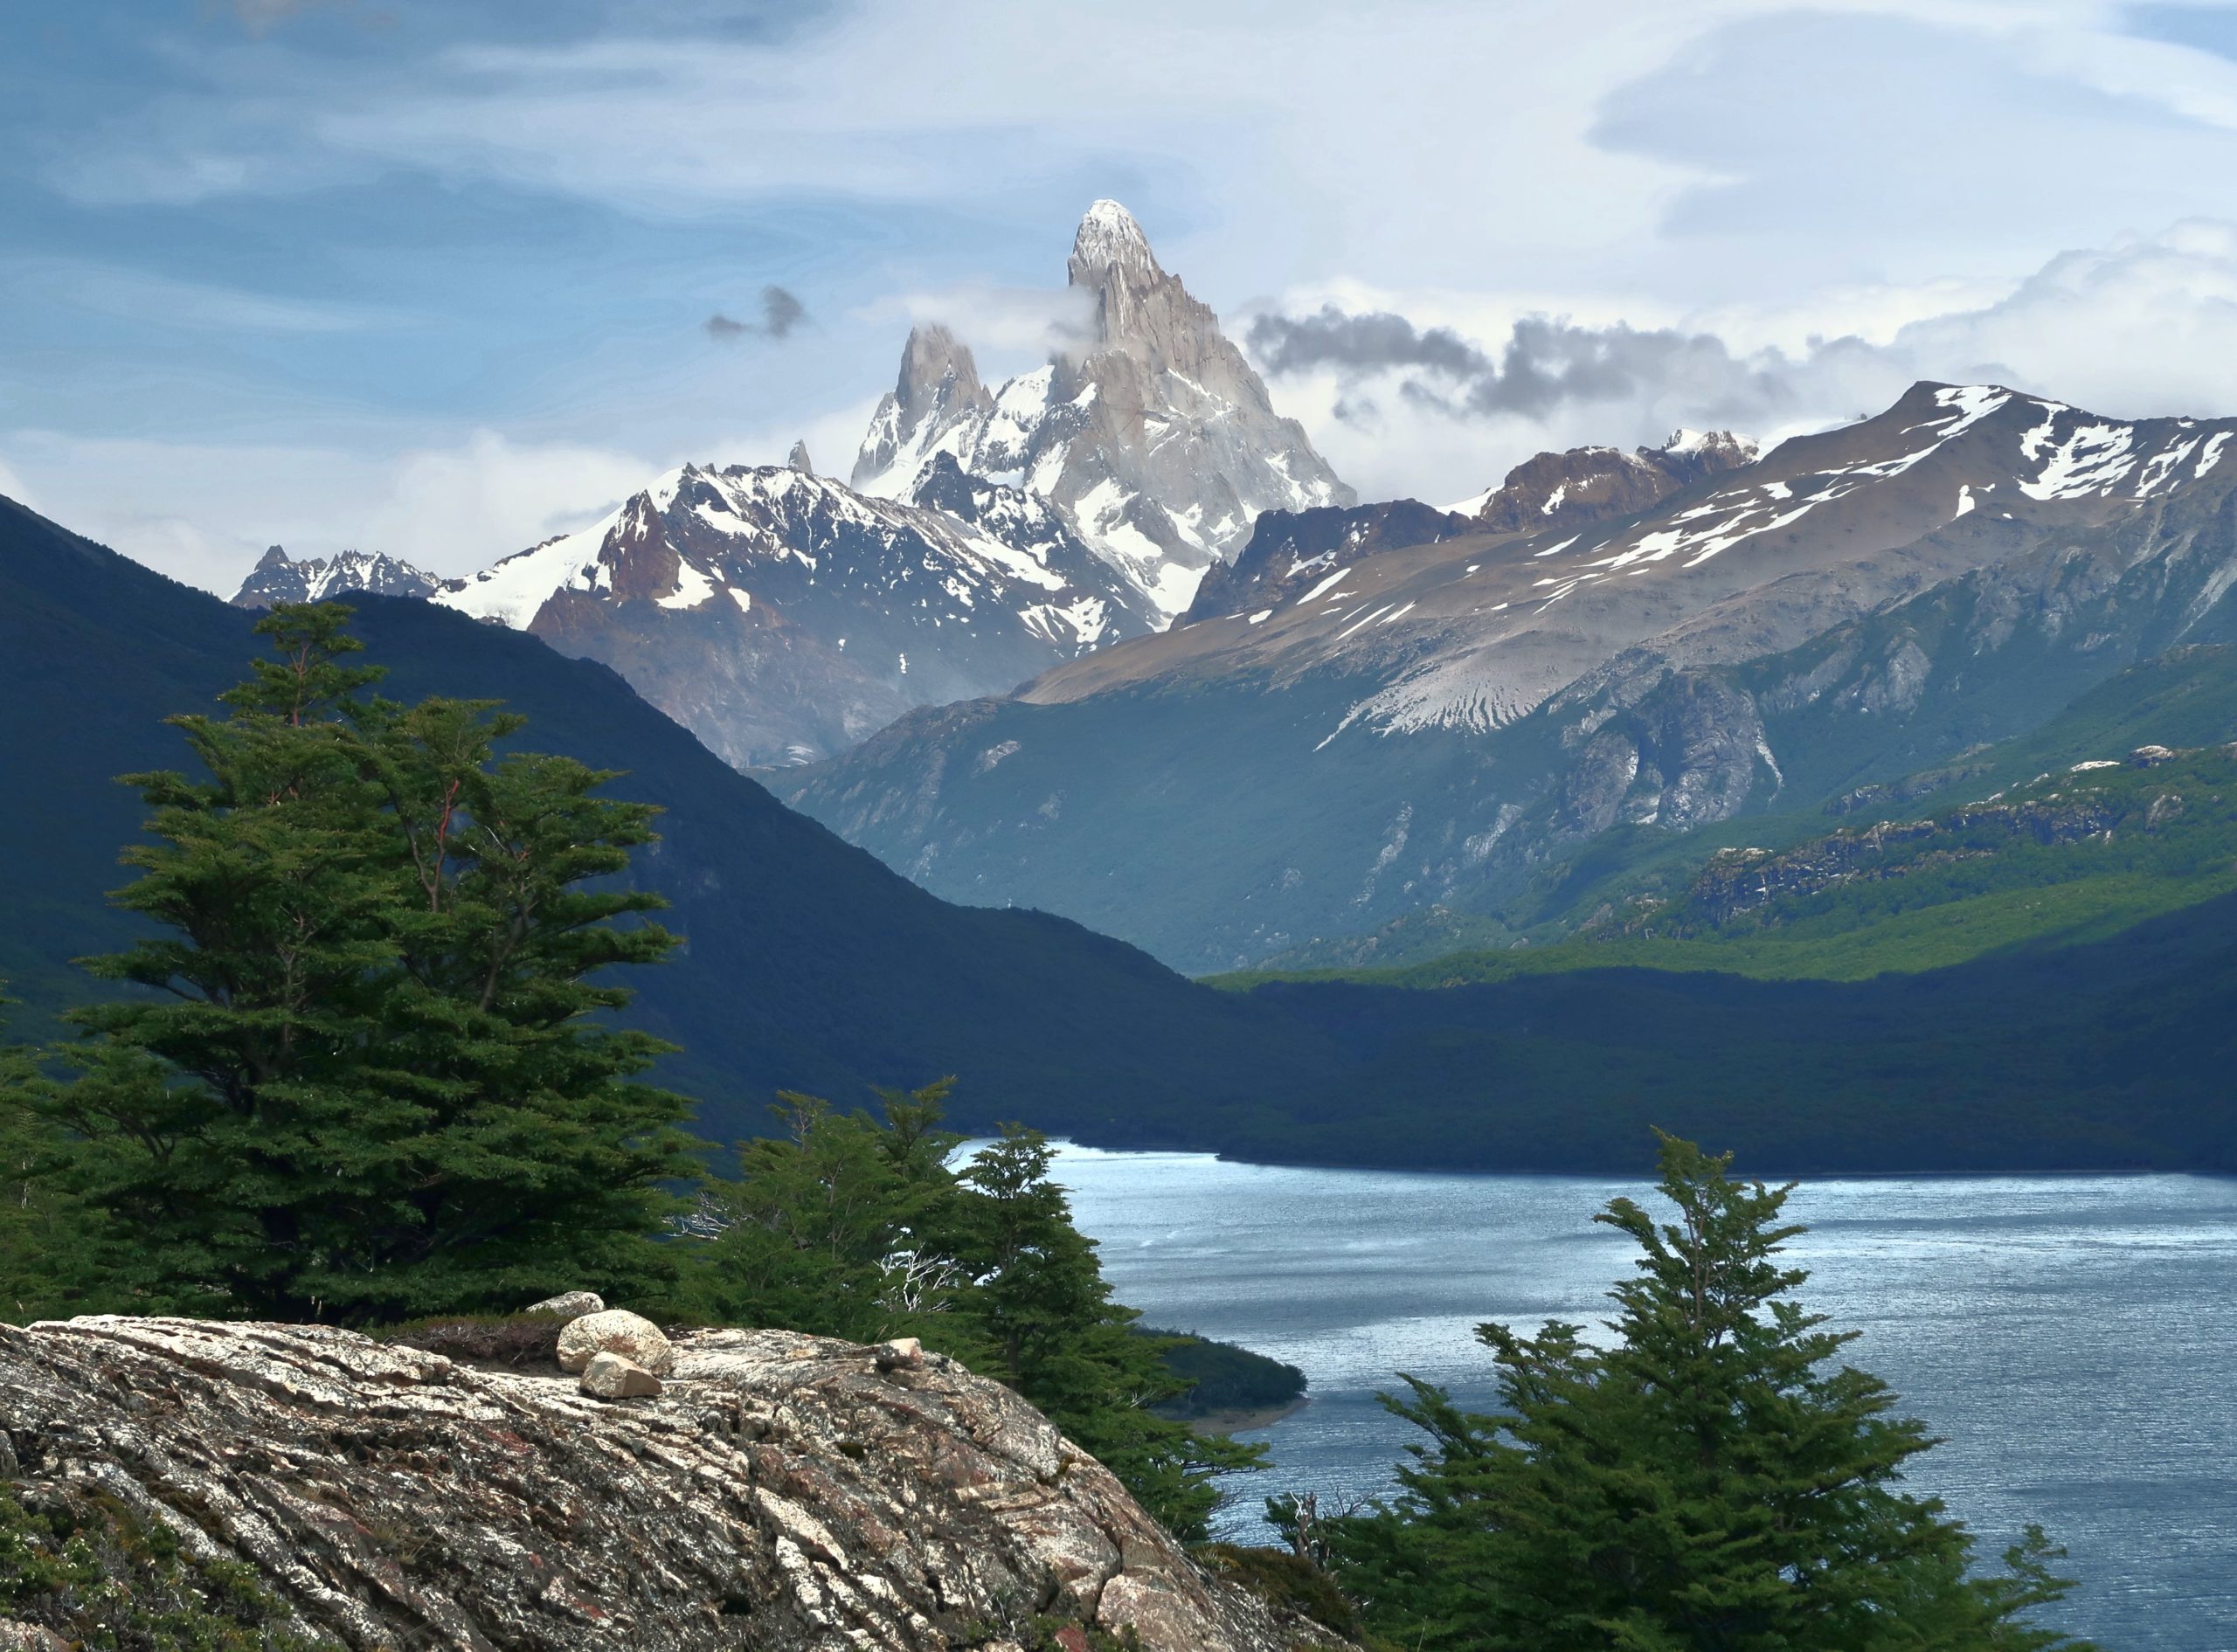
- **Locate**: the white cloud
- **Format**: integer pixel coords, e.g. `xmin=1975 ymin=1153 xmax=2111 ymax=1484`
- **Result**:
xmin=0 ymin=397 xmax=890 ymax=599
xmin=0 ymin=428 xmax=655 ymax=595
xmin=855 ymin=284 xmax=1097 ymax=377
xmin=0 ymin=456 xmax=37 ymax=514
xmin=1245 ymin=218 xmax=2237 ymax=506
xmin=3 ymin=258 xmax=412 ymax=335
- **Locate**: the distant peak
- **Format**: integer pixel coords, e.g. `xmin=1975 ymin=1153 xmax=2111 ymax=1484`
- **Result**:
xmin=896 ymin=322 xmax=988 ymax=421
xmin=255 ymin=543 xmax=291 ymax=570
xmin=1657 ymin=428 xmax=1759 ymax=463
xmin=787 ymin=439 xmax=814 ymax=476
xmin=1069 ymin=198 xmax=1162 ymax=290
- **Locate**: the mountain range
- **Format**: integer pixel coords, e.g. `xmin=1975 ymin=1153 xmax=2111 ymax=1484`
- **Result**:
xmin=12 ymin=489 xmax=2237 ymax=1174
xmin=784 ymin=382 xmax=2237 ymax=971
xmin=232 ymin=201 xmax=1347 ymax=770
xmin=233 ymin=544 xmax=439 ymax=609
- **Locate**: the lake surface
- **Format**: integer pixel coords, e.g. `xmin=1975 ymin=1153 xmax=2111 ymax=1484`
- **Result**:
xmin=1043 ymin=1145 xmax=2237 ymax=1652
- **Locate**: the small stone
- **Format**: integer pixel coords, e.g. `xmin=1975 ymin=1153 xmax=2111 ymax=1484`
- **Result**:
xmin=556 ymin=1310 xmax=674 ymax=1376
xmin=875 ymin=1337 xmax=923 ymax=1371
xmin=522 ymin=1290 xmax=606 ymax=1318
xmin=579 ymin=1351 xmax=662 ymax=1400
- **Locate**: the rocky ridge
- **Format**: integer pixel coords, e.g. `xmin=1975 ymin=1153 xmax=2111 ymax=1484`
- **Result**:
xmin=0 ymin=1315 xmax=1347 ymax=1652
xmin=426 ymin=460 xmax=1156 ymax=768
xmin=232 ymin=545 xmax=439 ymax=610
xmin=1450 ymin=428 xmax=1759 ymax=533
xmin=851 ymin=203 xmax=1353 ymax=621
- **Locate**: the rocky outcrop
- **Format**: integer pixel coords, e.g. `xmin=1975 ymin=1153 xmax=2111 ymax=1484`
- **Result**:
xmin=1461 ymin=429 xmax=1757 ymax=536
xmin=0 ymin=1317 xmax=1347 ymax=1652
xmin=1181 ymin=500 xmax=1470 ymax=623
xmin=232 ymin=545 xmax=440 ymax=610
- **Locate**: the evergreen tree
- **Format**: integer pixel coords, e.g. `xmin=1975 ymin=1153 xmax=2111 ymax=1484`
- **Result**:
xmin=32 ymin=604 xmax=697 ymax=1322
xmin=952 ymin=1125 xmax=1264 ymax=1544
xmin=682 ymin=1096 xmax=1264 ymax=1542
xmin=1326 ymin=1133 xmax=2093 ymax=1651
xmin=688 ymin=1082 xmax=969 ymax=1344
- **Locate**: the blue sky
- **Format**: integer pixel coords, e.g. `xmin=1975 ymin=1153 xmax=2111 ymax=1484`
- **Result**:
xmin=8 ymin=0 xmax=2237 ymax=592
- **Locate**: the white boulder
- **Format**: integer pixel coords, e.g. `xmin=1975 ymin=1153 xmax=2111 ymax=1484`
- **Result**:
xmin=555 ymin=1310 xmax=674 ymax=1376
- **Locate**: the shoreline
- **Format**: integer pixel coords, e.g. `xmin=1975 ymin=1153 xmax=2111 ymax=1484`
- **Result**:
xmin=1177 ymin=1396 xmax=1310 ymax=1436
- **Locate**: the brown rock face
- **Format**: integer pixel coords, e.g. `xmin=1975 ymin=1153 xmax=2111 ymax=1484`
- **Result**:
xmin=0 ymin=1317 xmax=1343 ymax=1652
xmin=1469 ymin=430 xmax=1758 ymax=536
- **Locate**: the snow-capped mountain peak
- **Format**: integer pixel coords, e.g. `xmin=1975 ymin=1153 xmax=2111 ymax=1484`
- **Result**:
xmin=230 ymin=544 xmax=438 ymax=610
xmin=849 ymin=200 xmax=1354 ymax=623
xmin=425 ymin=457 xmax=1157 ymax=768
xmin=1069 ymin=198 xmax=1161 ymax=294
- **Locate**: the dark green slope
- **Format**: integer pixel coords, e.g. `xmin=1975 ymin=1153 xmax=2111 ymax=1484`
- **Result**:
xmin=1231 ymin=888 xmax=2237 ymax=1174
xmin=0 ymin=495 xmax=1334 ymax=1144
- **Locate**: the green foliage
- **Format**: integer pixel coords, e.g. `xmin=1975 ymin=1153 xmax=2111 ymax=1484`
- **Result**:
xmin=677 ymin=1086 xmax=1264 ymax=1540
xmin=1224 ymin=744 xmax=2237 ymax=992
xmin=25 ymin=604 xmax=699 ymax=1324
xmin=1323 ymin=1135 xmax=2092 ymax=1651
xmin=1141 ymin=1329 xmax=1306 ymax=1419
xmin=0 ymin=1485 xmax=340 ymax=1650
xmin=0 ymin=992 xmax=114 ymax=1323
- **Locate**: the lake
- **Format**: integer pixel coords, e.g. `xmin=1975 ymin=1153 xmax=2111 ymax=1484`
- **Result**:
xmin=1043 ymin=1144 xmax=2237 ymax=1652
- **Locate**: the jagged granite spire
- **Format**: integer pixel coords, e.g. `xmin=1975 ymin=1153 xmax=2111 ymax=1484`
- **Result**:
xmin=1069 ymin=199 xmax=1163 ymax=297
xmin=850 ymin=323 xmax=995 ymax=493
xmin=787 ymin=439 xmax=814 ymax=475
xmin=851 ymin=202 xmax=1353 ymax=621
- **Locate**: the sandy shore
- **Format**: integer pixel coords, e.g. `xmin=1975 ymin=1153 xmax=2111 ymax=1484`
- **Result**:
xmin=1180 ymin=1396 xmax=1310 ymax=1436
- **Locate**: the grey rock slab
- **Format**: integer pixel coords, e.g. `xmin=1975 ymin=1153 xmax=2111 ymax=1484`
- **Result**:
xmin=0 ymin=1317 xmax=1347 ymax=1652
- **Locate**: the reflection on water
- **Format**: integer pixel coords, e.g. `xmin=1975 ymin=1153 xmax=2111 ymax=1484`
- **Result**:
xmin=1038 ymin=1145 xmax=2237 ymax=1652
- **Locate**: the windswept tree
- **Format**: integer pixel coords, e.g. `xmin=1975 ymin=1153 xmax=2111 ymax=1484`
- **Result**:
xmin=1324 ymin=1133 xmax=2093 ymax=1652
xmin=31 ymin=604 xmax=697 ymax=1323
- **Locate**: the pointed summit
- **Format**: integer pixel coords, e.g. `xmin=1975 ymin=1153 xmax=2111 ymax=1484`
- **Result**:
xmin=853 ymin=201 xmax=1352 ymax=619
xmin=787 ymin=439 xmax=814 ymax=475
xmin=852 ymin=323 xmax=997 ymax=493
xmin=1069 ymin=199 xmax=1161 ymax=291
xmin=896 ymin=322 xmax=990 ymax=428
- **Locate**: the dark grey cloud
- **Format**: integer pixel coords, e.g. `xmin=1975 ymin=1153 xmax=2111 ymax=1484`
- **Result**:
xmin=1250 ymin=304 xmax=1908 ymax=430
xmin=1248 ymin=306 xmax=1487 ymax=379
xmin=705 ymin=284 xmax=807 ymax=342
xmin=758 ymin=284 xmax=807 ymax=337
